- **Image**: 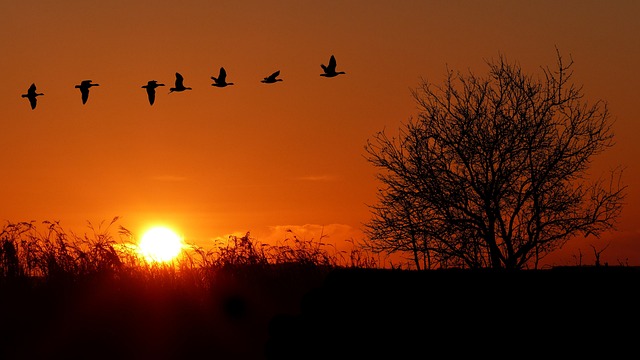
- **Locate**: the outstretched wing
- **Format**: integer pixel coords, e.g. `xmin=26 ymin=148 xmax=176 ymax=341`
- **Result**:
xmin=328 ymin=55 xmax=337 ymax=71
xmin=175 ymin=72 xmax=184 ymax=87
xmin=219 ymin=67 xmax=227 ymax=82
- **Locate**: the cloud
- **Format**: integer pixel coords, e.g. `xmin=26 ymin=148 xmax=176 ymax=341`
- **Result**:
xmin=206 ymin=230 xmax=252 ymax=245
xmin=205 ymin=223 xmax=363 ymax=247
xmin=262 ymin=223 xmax=363 ymax=246
xmin=151 ymin=175 xmax=188 ymax=182
xmin=195 ymin=223 xmax=407 ymax=269
xmin=294 ymin=175 xmax=338 ymax=182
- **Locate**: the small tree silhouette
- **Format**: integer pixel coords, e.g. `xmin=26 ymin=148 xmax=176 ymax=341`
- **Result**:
xmin=364 ymin=49 xmax=626 ymax=270
xmin=590 ymin=243 xmax=611 ymax=267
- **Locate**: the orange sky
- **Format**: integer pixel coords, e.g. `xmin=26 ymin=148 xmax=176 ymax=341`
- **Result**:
xmin=1 ymin=1 xmax=639 ymax=267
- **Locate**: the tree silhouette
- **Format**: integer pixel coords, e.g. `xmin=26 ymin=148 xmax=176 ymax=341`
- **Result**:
xmin=363 ymin=49 xmax=627 ymax=270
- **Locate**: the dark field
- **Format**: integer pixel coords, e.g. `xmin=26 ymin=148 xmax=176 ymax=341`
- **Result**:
xmin=1 ymin=265 xmax=639 ymax=359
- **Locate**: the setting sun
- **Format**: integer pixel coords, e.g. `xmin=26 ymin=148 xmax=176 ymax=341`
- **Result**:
xmin=138 ymin=226 xmax=184 ymax=263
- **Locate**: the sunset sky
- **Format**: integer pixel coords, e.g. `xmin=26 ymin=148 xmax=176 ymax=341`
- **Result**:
xmin=1 ymin=1 xmax=638 ymax=267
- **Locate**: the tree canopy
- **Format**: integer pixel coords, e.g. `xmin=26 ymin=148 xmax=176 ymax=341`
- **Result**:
xmin=364 ymin=50 xmax=626 ymax=270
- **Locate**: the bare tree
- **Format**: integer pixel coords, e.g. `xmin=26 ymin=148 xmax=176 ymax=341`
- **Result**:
xmin=590 ymin=243 xmax=610 ymax=267
xmin=363 ymin=50 xmax=626 ymax=270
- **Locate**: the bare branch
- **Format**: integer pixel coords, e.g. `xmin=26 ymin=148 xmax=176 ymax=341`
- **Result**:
xmin=363 ymin=50 xmax=626 ymax=270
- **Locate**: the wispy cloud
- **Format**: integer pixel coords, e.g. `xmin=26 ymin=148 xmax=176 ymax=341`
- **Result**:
xmin=150 ymin=175 xmax=188 ymax=182
xmin=207 ymin=230 xmax=252 ymax=244
xmin=294 ymin=175 xmax=338 ymax=182
xmin=198 ymin=223 xmax=402 ymax=268
xmin=207 ymin=223 xmax=362 ymax=247
xmin=262 ymin=223 xmax=361 ymax=244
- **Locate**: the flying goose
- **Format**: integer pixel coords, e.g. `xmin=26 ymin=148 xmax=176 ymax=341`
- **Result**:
xmin=75 ymin=80 xmax=100 ymax=104
xmin=21 ymin=83 xmax=44 ymax=110
xmin=142 ymin=80 xmax=165 ymax=105
xmin=169 ymin=72 xmax=192 ymax=93
xmin=261 ymin=70 xmax=283 ymax=84
xmin=320 ymin=55 xmax=346 ymax=77
xmin=211 ymin=67 xmax=234 ymax=87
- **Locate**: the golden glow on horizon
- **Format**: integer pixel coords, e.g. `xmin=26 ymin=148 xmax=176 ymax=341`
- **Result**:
xmin=1 ymin=1 xmax=638 ymax=267
xmin=138 ymin=226 xmax=184 ymax=263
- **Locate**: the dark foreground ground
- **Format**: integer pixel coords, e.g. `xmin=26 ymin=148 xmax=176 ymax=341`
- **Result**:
xmin=1 ymin=266 xmax=639 ymax=359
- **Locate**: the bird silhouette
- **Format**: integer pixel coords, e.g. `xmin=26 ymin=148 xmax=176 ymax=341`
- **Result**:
xmin=320 ymin=55 xmax=346 ymax=77
xmin=75 ymin=80 xmax=100 ymax=104
xmin=261 ymin=70 xmax=283 ymax=84
xmin=142 ymin=80 xmax=165 ymax=105
xmin=169 ymin=72 xmax=192 ymax=93
xmin=21 ymin=83 xmax=44 ymax=110
xmin=211 ymin=67 xmax=234 ymax=87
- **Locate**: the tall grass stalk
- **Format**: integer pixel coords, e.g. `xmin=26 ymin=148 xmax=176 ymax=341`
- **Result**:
xmin=0 ymin=218 xmax=380 ymax=287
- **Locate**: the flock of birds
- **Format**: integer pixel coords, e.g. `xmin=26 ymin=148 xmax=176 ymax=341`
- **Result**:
xmin=20 ymin=55 xmax=346 ymax=110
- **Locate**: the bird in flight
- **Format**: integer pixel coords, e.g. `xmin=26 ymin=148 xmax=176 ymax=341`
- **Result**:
xmin=169 ymin=72 xmax=192 ymax=93
xmin=75 ymin=80 xmax=100 ymax=104
xmin=142 ymin=80 xmax=165 ymax=106
xmin=21 ymin=83 xmax=44 ymax=110
xmin=320 ymin=55 xmax=346 ymax=78
xmin=261 ymin=70 xmax=283 ymax=84
xmin=211 ymin=67 xmax=234 ymax=87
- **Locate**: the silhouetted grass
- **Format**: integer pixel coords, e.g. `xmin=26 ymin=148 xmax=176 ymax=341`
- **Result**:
xmin=0 ymin=217 xmax=379 ymax=286
xmin=2 ymin=219 xmax=638 ymax=359
xmin=0 ymin=218 xmax=381 ymax=359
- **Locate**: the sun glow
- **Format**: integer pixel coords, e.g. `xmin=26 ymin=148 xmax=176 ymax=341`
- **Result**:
xmin=138 ymin=226 xmax=184 ymax=263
